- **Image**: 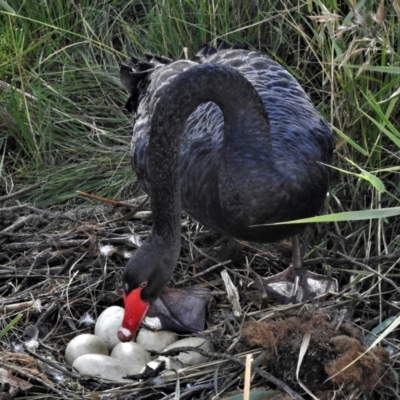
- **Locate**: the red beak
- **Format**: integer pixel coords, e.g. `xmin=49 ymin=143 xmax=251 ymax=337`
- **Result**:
xmin=118 ymin=287 xmax=150 ymax=342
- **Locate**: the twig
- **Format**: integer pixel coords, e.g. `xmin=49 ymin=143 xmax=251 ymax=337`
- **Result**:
xmin=159 ymin=383 xmax=215 ymax=400
xmin=244 ymin=354 xmax=252 ymax=400
xmin=59 ymin=307 xmax=78 ymax=333
xmin=77 ymin=191 xmax=148 ymax=212
xmin=181 ymin=232 xmax=222 ymax=264
xmin=0 ymin=300 xmax=38 ymax=314
xmin=36 ymin=303 xmax=58 ymax=326
xmin=26 ymin=206 xmax=78 ymax=222
xmin=0 ymin=214 xmax=39 ymax=234
xmin=0 ymin=360 xmax=71 ymax=399
xmin=176 ymin=260 xmax=232 ymax=286
xmin=77 ymin=191 xmax=127 ymax=206
xmin=156 ymin=347 xmax=305 ymax=400
xmin=24 ymin=348 xmax=79 ymax=380
xmin=5 ymin=236 xmax=146 ymax=252
xmin=303 ymin=252 xmax=400 ymax=266
xmin=337 ymin=251 xmax=400 ymax=296
xmin=0 ymin=181 xmax=46 ymax=202
xmin=100 ymin=196 xmax=149 ymax=224
xmin=5 ymin=239 xmax=90 ymax=251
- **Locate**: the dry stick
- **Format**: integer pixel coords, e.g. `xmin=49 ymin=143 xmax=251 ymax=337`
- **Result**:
xmin=77 ymin=191 xmax=131 ymax=206
xmin=176 ymin=260 xmax=232 ymax=286
xmin=8 ymin=280 xmax=50 ymax=300
xmin=5 ymin=239 xmax=89 ymax=251
xmin=159 ymin=383 xmax=216 ymax=400
xmin=55 ymin=255 xmax=78 ymax=277
xmin=0 ymin=360 xmax=71 ymax=399
xmin=0 ymin=214 xmax=39 ymax=234
xmin=5 ymin=236 xmax=138 ymax=251
xmin=15 ymin=250 xmax=49 ymax=293
xmin=5 ymin=278 xmax=90 ymax=304
xmin=244 ymin=354 xmax=253 ymax=400
xmin=0 ymin=300 xmax=38 ymax=314
xmin=36 ymin=303 xmax=58 ymax=327
xmin=26 ymin=205 xmax=78 ymax=222
xmin=303 ymin=252 xmax=400 ymax=266
xmin=337 ymin=251 xmax=400 ymax=296
xmin=0 ymin=181 xmax=46 ymax=202
xmin=158 ymin=347 xmax=305 ymax=400
xmin=77 ymin=191 xmax=148 ymax=211
xmin=24 ymin=348 xmax=80 ymax=380
xmin=0 ymin=273 xmax=70 ymax=280
xmin=100 ymin=196 xmax=149 ymax=224
xmin=181 ymin=232 xmax=222 ymax=264
xmin=59 ymin=307 xmax=78 ymax=333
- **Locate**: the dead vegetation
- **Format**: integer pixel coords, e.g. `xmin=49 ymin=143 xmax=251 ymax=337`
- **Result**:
xmin=1 ymin=192 xmax=399 ymax=399
xmin=242 ymin=313 xmax=392 ymax=398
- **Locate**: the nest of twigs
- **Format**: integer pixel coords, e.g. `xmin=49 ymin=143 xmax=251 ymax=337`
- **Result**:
xmin=0 ymin=192 xmax=399 ymax=400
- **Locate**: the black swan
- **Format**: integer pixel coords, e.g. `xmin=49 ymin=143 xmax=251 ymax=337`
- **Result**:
xmin=118 ymin=44 xmax=337 ymax=341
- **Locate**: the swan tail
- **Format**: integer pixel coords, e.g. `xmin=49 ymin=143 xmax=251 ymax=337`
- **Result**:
xmin=120 ymin=43 xmax=249 ymax=113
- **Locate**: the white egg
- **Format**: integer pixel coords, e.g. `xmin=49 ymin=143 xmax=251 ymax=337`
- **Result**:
xmin=111 ymin=342 xmax=151 ymax=374
xmin=94 ymin=306 xmax=125 ymax=350
xmin=136 ymin=329 xmax=178 ymax=353
xmin=162 ymin=337 xmax=214 ymax=366
xmin=72 ymin=354 xmax=130 ymax=380
xmin=65 ymin=334 xmax=108 ymax=365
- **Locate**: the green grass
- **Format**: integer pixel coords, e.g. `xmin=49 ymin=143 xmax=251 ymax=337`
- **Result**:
xmin=0 ymin=0 xmax=399 ymax=230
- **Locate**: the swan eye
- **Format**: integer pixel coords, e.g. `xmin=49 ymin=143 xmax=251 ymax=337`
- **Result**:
xmin=124 ymin=283 xmax=130 ymax=293
xmin=140 ymin=281 xmax=148 ymax=289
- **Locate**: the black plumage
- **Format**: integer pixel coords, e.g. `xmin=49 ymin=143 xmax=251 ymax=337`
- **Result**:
xmin=120 ymin=45 xmax=334 ymax=311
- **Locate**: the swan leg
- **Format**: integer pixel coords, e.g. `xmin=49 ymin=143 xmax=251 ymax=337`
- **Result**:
xmin=252 ymin=236 xmax=338 ymax=304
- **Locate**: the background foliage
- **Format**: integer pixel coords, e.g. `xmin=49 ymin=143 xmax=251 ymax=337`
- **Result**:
xmin=0 ymin=0 xmax=399 ymax=252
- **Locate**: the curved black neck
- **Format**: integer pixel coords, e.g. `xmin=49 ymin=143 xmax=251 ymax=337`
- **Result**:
xmin=148 ymin=63 xmax=271 ymax=243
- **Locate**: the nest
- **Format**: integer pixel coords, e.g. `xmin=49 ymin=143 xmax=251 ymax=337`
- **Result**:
xmin=0 ymin=196 xmax=399 ymax=399
xmin=242 ymin=313 xmax=391 ymax=398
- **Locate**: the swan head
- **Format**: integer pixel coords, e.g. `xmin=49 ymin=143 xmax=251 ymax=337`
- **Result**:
xmin=118 ymin=235 xmax=179 ymax=342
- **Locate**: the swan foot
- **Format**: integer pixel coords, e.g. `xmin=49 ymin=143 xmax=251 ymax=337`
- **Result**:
xmin=252 ymin=267 xmax=338 ymax=304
